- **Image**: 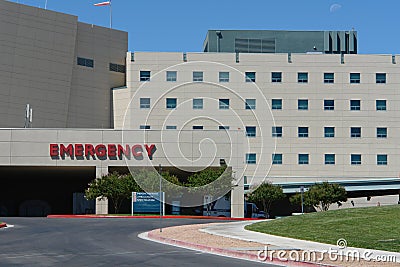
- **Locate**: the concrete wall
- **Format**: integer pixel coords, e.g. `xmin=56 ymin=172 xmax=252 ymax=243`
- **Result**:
xmin=0 ymin=1 xmax=127 ymax=129
xmin=118 ymin=52 xmax=400 ymax=188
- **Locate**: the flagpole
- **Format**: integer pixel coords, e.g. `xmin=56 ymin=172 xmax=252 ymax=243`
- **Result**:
xmin=45 ymin=0 xmax=48 ymax=9
xmin=110 ymin=1 xmax=112 ymax=29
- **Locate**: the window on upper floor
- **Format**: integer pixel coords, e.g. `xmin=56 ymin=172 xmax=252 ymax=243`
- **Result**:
xmin=192 ymin=125 xmax=204 ymax=130
xmin=350 ymin=100 xmax=361 ymax=111
xmin=166 ymin=71 xmax=177 ymax=82
xmin=298 ymin=72 xmax=308 ymax=83
xmin=246 ymin=153 xmax=256 ymax=164
xmin=219 ymin=99 xmax=230 ymax=109
xmin=271 ymin=72 xmax=282 ymax=83
xmin=272 ymin=126 xmax=282 ymax=137
xmin=245 ymin=99 xmax=256 ymax=110
xmin=109 ymin=63 xmax=125 ymax=73
xmin=245 ymin=72 xmax=256 ymax=82
xmin=325 ymin=154 xmax=335 ymax=165
xmin=324 ymin=127 xmax=335 ymax=138
xmin=193 ymin=71 xmax=203 ymax=82
xmin=377 ymin=127 xmax=387 ymax=138
xmin=298 ymin=154 xmax=309 ymax=165
xmin=324 ymin=100 xmax=334 ymax=110
xmin=350 ymin=73 xmax=360 ymax=84
xmin=166 ymin=125 xmax=177 ymax=130
xmin=166 ymin=98 xmax=177 ymax=109
xmin=298 ymin=99 xmax=308 ymax=110
xmin=351 ymin=154 xmax=361 ymax=165
xmin=351 ymin=127 xmax=361 ymax=138
xmin=377 ymin=154 xmax=388 ymax=165
xmin=245 ymin=126 xmax=256 ymax=137
xmin=140 ymin=125 xmax=150 ymax=130
xmin=298 ymin=127 xmax=309 ymax=138
xmin=193 ymin=98 xmax=203 ymax=109
xmin=376 ymin=73 xmax=386 ymax=84
xmin=324 ymin=73 xmax=334 ymax=83
xmin=272 ymin=154 xmax=283 ymax=165
xmin=140 ymin=98 xmax=150 ymax=109
xmin=77 ymin=57 xmax=94 ymax=68
xmin=219 ymin=125 xmax=230 ymax=130
xmin=219 ymin=72 xmax=229 ymax=82
xmin=272 ymin=99 xmax=282 ymax=110
xmin=376 ymin=100 xmax=387 ymax=111
xmin=140 ymin=71 xmax=151 ymax=81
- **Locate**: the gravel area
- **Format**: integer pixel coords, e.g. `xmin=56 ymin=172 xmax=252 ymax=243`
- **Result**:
xmin=150 ymin=223 xmax=399 ymax=267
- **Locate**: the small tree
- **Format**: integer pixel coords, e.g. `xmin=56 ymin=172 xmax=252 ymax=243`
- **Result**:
xmin=185 ymin=167 xmax=233 ymax=197
xmin=290 ymin=182 xmax=347 ymax=211
xmin=85 ymin=172 xmax=140 ymax=214
xmin=247 ymin=182 xmax=285 ymax=218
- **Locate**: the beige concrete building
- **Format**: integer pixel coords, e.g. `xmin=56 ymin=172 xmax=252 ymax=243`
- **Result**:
xmin=0 ymin=0 xmax=127 ymax=128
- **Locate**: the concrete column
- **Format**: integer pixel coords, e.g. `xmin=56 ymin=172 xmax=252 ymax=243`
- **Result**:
xmin=95 ymin=167 xmax=108 ymax=215
xmin=231 ymin=173 xmax=244 ymax=218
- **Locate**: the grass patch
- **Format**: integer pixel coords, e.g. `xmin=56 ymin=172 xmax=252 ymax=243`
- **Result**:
xmin=245 ymin=205 xmax=400 ymax=252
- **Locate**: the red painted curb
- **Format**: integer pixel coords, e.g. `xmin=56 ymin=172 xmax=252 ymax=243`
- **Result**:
xmin=47 ymin=215 xmax=261 ymax=221
xmin=147 ymin=230 xmax=337 ymax=267
xmin=0 ymin=223 xmax=7 ymax=228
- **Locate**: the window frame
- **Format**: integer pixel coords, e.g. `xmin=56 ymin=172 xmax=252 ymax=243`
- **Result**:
xmin=350 ymin=73 xmax=361 ymax=84
xmin=245 ymin=126 xmax=256 ymax=137
xmin=166 ymin=71 xmax=177 ymax=82
xmin=376 ymin=100 xmax=387 ymax=111
xmin=166 ymin=98 xmax=177 ymax=109
xmin=325 ymin=154 xmax=336 ymax=165
xmin=272 ymin=126 xmax=283 ymax=138
xmin=377 ymin=127 xmax=387 ymax=138
xmin=376 ymin=73 xmax=386 ymax=84
xmin=298 ymin=154 xmax=309 ymax=165
xmin=245 ymin=72 xmax=256 ymax=82
xmin=219 ymin=72 xmax=229 ymax=82
xmin=219 ymin=99 xmax=230 ymax=110
xmin=298 ymin=99 xmax=309 ymax=110
xmin=298 ymin=72 xmax=308 ymax=83
xmin=350 ymin=127 xmax=362 ymax=138
xmin=324 ymin=73 xmax=334 ymax=84
xmin=139 ymin=98 xmax=150 ymax=109
xmin=140 ymin=70 xmax=151 ymax=82
xmin=350 ymin=100 xmax=361 ymax=111
xmin=271 ymin=72 xmax=282 ymax=83
xmin=192 ymin=125 xmax=204 ymax=130
xmin=245 ymin=99 xmax=256 ymax=110
xmin=324 ymin=99 xmax=335 ymax=111
xmin=246 ymin=153 xmax=257 ymax=164
xmin=351 ymin=154 xmax=362 ymax=165
xmin=193 ymin=71 xmax=204 ymax=82
xmin=324 ymin=127 xmax=335 ymax=138
xmin=298 ymin=127 xmax=309 ymax=138
xmin=272 ymin=153 xmax=283 ymax=165
xmin=271 ymin=99 xmax=282 ymax=110
xmin=192 ymin=98 xmax=203 ymax=110
xmin=377 ymin=154 xmax=388 ymax=165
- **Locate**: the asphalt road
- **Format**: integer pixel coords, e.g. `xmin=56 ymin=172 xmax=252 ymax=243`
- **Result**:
xmin=0 ymin=218 xmax=278 ymax=267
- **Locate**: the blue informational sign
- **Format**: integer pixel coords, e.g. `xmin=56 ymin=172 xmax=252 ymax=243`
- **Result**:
xmin=132 ymin=192 xmax=164 ymax=213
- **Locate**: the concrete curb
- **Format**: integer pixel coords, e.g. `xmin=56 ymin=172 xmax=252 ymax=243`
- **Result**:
xmin=146 ymin=229 xmax=335 ymax=267
xmin=47 ymin=215 xmax=261 ymax=221
xmin=0 ymin=223 xmax=7 ymax=228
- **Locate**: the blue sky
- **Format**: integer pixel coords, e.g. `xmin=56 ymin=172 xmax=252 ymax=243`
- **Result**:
xmin=11 ymin=0 xmax=400 ymax=54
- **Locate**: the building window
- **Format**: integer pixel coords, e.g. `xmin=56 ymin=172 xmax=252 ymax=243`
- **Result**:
xmin=298 ymin=99 xmax=309 ymax=110
xmin=245 ymin=72 xmax=256 ymax=82
xmin=166 ymin=71 xmax=177 ymax=82
xmin=298 ymin=127 xmax=309 ymax=138
xmin=324 ymin=73 xmax=334 ymax=83
xmin=325 ymin=154 xmax=335 ymax=165
xmin=140 ymin=98 xmax=150 ymax=109
xmin=166 ymin=125 xmax=177 ymax=130
xmin=324 ymin=100 xmax=334 ymax=110
xmin=77 ymin=57 xmax=94 ymax=68
xmin=350 ymin=73 xmax=360 ymax=84
xmin=350 ymin=100 xmax=361 ymax=111
xmin=246 ymin=153 xmax=256 ymax=164
xmin=219 ymin=72 xmax=229 ymax=82
xmin=245 ymin=126 xmax=256 ymax=137
xmin=271 ymin=72 xmax=282 ymax=83
xmin=351 ymin=127 xmax=361 ymax=138
xmin=377 ymin=154 xmax=388 ymax=165
xmin=192 ymin=125 xmax=203 ymax=130
xmin=193 ymin=71 xmax=203 ymax=82
xmin=272 ymin=126 xmax=282 ymax=137
xmin=272 ymin=154 xmax=282 ymax=165
xmin=193 ymin=98 xmax=203 ymax=109
xmin=377 ymin=127 xmax=387 ymax=138
xmin=109 ymin=63 xmax=125 ymax=73
xmin=272 ymin=99 xmax=282 ymax=110
xmin=298 ymin=154 xmax=309 ymax=165
xmin=298 ymin=72 xmax=308 ymax=83
xmin=140 ymin=71 xmax=151 ymax=81
xmin=351 ymin=154 xmax=361 ymax=165
xmin=324 ymin=127 xmax=335 ymax=138
xmin=166 ymin=98 xmax=177 ymax=109
xmin=376 ymin=100 xmax=387 ymax=111
xmin=219 ymin=99 xmax=230 ymax=109
xmin=245 ymin=99 xmax=256 ymax=110
xmin=376 ymin=73 xmax=386 ymax=84
xmin=140 ymin=125 xmax=150 ymax=130
xmin=219 ymin=125 xmax=230 ymax=130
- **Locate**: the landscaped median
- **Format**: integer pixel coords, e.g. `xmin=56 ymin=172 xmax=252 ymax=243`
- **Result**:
xmin=245 ymin=205 xmax=400 ymax=253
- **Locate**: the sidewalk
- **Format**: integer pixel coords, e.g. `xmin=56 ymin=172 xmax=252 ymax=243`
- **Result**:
xmin=143 ymin=220 xmax=400 ymax=266
xmin=201 ymin=221 xmax=400 ymax=263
